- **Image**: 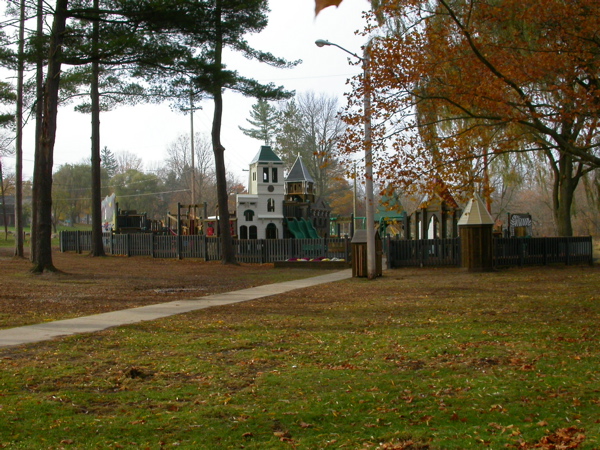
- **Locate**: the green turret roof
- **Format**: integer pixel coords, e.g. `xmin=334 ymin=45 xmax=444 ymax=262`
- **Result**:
xmin=250 ymin=145 xmax=282 ymax=164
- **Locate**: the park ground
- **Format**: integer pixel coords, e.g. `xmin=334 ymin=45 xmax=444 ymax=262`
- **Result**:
xmin=0 ymin=246 xmax=599 ymax=449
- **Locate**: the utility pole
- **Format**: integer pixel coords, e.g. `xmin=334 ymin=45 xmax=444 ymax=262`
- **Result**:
xmin=316 ymin=39 xmax=378 ymax=279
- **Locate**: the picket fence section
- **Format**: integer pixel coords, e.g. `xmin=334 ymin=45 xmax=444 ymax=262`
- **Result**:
xmin=60 ymin=231 xmax=593 ymax=267
xmin=387 ymin=238 xmax=461 ymax=267
xmin=493 ymin=236 xmax=594 ymax=267
xmin=61 ymin=231 xmax=351 ymax=264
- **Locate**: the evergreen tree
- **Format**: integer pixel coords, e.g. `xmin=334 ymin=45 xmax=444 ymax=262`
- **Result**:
xmin=180 ymin=0 xmax=297 ymax=264
xmin=100 ymin=146 xmax=117 ymax=178
xmin=239 ymin=99 xmax=279 ymax=145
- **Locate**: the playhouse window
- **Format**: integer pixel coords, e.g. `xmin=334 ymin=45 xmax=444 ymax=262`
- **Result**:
xmin=263 ymin=167 xmax=269 ymax=182
xmin=267 ymin=198 xmax=275 ymax=212
xmin=244 ymin=210 xmax=254 ymax=221
xmin=272 ymin=168 xmax=278 ymax=183
xmin=249 ymin=226 xmax=257 ymax=239
xmin=252 ymin=171 xmax=256 ymax=181
xmin=240 ymin=225 xmax=248 ymax=239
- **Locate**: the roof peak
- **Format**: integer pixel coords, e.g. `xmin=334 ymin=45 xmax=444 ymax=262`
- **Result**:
xmin=250 ymin=145 xmax=282 ymax=164
xmin=286 ymin=154 xmax=314 ymax=183
xmin=457 ymin=193 xmax=494 ymax=226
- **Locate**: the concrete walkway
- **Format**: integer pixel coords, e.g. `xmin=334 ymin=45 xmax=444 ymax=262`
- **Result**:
xmin=0 ymin=269 xmax=352 ymax=349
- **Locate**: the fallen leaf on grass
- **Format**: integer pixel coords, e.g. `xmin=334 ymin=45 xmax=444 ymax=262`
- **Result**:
xmin=513 ymin=426 xmax=585 ymax=449
xmin=450 ymin=412 xmax=467 ymax=422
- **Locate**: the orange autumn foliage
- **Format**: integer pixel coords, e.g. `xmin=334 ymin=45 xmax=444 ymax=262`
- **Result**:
xmin=338 ymin=0 xmax=600 ymax=234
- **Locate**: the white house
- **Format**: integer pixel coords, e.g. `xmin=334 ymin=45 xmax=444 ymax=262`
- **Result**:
xmin=236 ymin=146 xmax=285 ymax=239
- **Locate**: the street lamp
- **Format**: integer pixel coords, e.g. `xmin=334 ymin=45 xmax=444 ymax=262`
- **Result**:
xmin=316 ymin=39 xmax=377 ymax=279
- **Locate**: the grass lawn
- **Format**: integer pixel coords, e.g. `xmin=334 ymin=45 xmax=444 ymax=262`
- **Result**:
xmin=0 ymin=259 xmax=598 ymax=448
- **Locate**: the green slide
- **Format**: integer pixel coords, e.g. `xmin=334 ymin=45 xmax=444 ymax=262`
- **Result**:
xmin=286 ymin=218 xmax=306 ymax=238
xmin=301 ymin=218 xmax=320 ymax=238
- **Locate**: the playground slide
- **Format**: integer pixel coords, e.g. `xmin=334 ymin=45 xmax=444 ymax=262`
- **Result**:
xmin=301 ymin=218 xmax=321 ymax=238
xmin=286 ymin=218 xmax=306 ymax=239
xmin=298 ymin=218 xmax=311 ymax=238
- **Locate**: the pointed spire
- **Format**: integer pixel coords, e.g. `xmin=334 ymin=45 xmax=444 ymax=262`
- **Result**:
xmin=286 ymin=154 xmax=314 ymax=183
xmin=457 ymin=193 xmax=494 ymax=226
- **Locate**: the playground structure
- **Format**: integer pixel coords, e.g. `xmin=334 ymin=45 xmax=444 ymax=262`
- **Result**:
xmin=165 ymin=203 xmax=219 ymax=236
xmin=285 ymin=217 xmax=320 ymax=239
xmin=373 ymin=187 xmax=462 ymax=240
xmin=100 ymin=147 xmax=471 ymax=243
xmin=236 ymin=146 xmax=331 ymax=240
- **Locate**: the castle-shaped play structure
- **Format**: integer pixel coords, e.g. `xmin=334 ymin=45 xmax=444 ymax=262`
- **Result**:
xmin=236 ymin=146 xmax=331 ymax=240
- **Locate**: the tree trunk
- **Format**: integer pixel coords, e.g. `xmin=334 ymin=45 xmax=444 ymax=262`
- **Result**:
xmin=551 ymin=152 xmax=580 ymax=237
xmin=14 ymin=0 xmax=26 ymax=258
xmin=0 ymin=161 xmax=8 ymax=239
xmin=30 ymin=0 xmax=45 ymax=263
xmin=31 ymin=0 xmax=69 ymax=273
xmin=211 ymin=0 xmax=236 ymax=264
xmin=90 ymin=0 xmax=105 ymax=257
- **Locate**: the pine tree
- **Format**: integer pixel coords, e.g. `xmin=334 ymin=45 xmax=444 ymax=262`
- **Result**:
xmin=239 ymin=99 xmax=280 ymax=145
xmin=100 ymin=146 xmax=117 ymax=178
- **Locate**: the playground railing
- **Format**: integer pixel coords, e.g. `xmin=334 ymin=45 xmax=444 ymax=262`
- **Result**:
xmin=59 ymin=232 xmax=593 ymax=267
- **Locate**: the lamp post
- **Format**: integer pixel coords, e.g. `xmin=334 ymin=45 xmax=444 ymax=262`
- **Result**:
xmin=316 ymin=39 xmax=377 ymax=279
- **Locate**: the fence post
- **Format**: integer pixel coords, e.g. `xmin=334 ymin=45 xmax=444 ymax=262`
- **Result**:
xmin=177 ymin=234 xmax=182 ymax=260
xmin=542 ymin=238 xmax=547 ymax=265
xmin=345 ymin=235 xmax=350 ymax=262
xmin=565 ymin=238 xmax=571 ymax=266
xmin=518 ymin=239 xmax=524 ymax=267
xmin=202 ymin=234 xmax=207 ymax=261
xmin=75 ymin=230 xmax=81 ymax=254
xmin=260 ymin=239 xmax=266 ymax=264
xmin=126 ymin=233 xmax=131 ymax=257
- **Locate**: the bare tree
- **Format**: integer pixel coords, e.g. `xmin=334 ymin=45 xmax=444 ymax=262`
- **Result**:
xmin=276 ymin=92 xmax=346 ymax=202
xmin=163 ymin=132 xmax=215 ymax=209
xmin=115 ymin=151 xmax=143 ymax=175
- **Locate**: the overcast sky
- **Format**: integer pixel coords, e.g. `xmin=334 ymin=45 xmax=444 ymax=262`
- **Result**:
xmin=5 ymin=0 xmax=371 ymax=188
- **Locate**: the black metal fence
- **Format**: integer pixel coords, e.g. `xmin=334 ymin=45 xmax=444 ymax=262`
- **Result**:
xmin=60 ymin=231 xmax=351 ymax=264
xmin=387 ymin=236 xmax=594 ymax=267
xmin=60 ymin=231 xmax=594 ymax=267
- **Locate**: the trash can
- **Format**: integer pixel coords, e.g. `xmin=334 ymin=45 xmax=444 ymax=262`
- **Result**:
xmin=351 ymin=230 xmax=383 ymax=278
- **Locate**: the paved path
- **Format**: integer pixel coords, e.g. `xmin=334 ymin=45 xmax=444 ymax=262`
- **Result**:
xmin=0 ymin=269 xmax=352 ymax=349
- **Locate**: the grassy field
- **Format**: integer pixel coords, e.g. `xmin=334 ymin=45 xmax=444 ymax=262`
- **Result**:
xmin=0 ymin=259 xmax=598 ymax=449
